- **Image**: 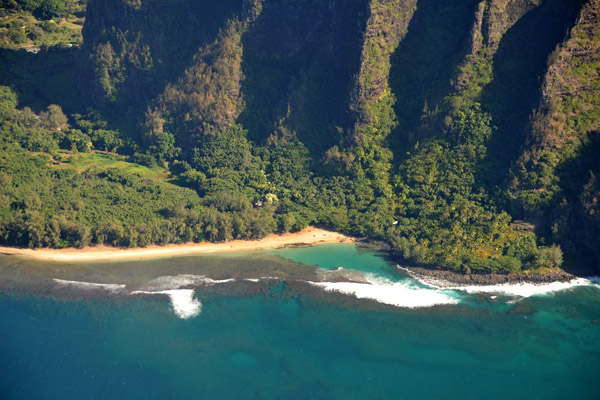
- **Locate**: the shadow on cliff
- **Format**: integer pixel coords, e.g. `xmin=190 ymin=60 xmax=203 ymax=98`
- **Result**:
xmin=0 ymin=47 xmax=83 ymax=114
xmin=477 ymin=0 xmax=584 ymax=192
xmin=80 ymin=0 xmax=246 ymax=134
xmin=388 ymin=0 xmax=480 ymax=157
xmin=545 ymin=132 xmax=600 ymax=274
xmin=237 ymin=0 xmax=369 ymax=158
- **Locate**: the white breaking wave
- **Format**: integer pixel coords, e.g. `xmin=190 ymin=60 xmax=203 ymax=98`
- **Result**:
xmin=398 ymin=266 xmax=600 ymax=298
xmin=132 ymin=289 xmax=202 ymax=319
xmin=244 ymin=276 xmax=284 ymax=282
xmin=142 ymin=274 xmax=234 ymax=291
xmin=407 ymin=273 xmax=600 ymax=298
xmin=447 ymin=278 xmax=600 ymax=297
xmin=309 ymin=265 xmax=600 ymax=308
xmin=310 ymin=276 xmax=460 ymax=308
xmin=130 ymin=274 xmax=234 ymax=319
xmin=159 ymin=289 xmax=202 ymax=319
xmin=53 ymin=279 xmax=126 ymax=293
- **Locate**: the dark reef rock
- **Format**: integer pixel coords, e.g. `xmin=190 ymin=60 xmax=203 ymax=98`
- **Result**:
xmin=401 ymin=265 xmax=577 ymax=286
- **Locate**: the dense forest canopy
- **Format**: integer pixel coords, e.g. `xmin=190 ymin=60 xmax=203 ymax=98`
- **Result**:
xmin=0 ymin=0 xmax=598 ymax=274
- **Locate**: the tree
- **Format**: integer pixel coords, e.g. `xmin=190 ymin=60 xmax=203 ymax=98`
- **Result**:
xmin=0 ymin=86 xmax=18 ymax=120
xmin=38 ymin=0 xmax=67 ymax=19
xmin=145 ymin=130 xmax=179 ymax=162
xmin=535 ymin=245 xmax=563 ymax=269
xmin=43 ymin=104 xmax=68 ymax=131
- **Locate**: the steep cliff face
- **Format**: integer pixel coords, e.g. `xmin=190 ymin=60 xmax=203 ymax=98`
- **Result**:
xmin=81 ymin=0 xmax=585 ymax=155
xmin=482 ymin=0 xmax=542 ymax=54
xmin=389 ymin=0 xmax=479 ymax=151
xmin=82 ymin=0 xmax=370 ymax=156
xmin=147 ymin=5 xmax=261 ymax=152
xmin=238 ymin=0 xmax=370 ymax=154
xmin=342 ymin=0 xmax=418 ymax=197
xmin=453 ymin=0 xmax=543 ymax=94
xmin=475 ymin=0 xmax=584 ymax=191
xmin=512 ymin=0 xmax=600 ymax=263
xmin=522 ymin=0 xmax=599 ymax=156
xmin=350 ymin=0 xmax=418 ymax=132
xmin=81 ymin=0 xmax=246 ymax=105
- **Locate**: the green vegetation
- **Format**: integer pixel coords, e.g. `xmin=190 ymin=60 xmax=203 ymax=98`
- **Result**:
xmin=0 ymin=1 xmax=85 ymax=49
xmin=1 ymin=0 xmax=598 ymax=274
xmin=0 ymin=86 xmax=286 ymax=248
xmin=380 ymin=0 xmax=589 ymax=272
xmin=510 ymin=0 xmax=600 ymax=265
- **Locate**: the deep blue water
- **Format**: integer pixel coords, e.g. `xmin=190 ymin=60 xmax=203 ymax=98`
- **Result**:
xmin=1 ymin=244 xmax=599 ymax=399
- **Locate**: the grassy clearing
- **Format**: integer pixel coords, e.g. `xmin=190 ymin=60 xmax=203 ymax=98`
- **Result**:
xmin=0 ymin=12 xmax=83 ymax=49
xmin=51 ymin=151 xmax=173 ymax=180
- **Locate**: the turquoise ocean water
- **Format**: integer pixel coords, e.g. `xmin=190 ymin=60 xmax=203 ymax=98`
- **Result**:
xmin=1 ymin=243 xmax=599 ymax=399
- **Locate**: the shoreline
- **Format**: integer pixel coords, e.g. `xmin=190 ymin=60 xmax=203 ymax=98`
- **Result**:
xmin=398 ymin=265 xmax=579 ymax=286
xmin=0 ymin=228 xmax=594 ymax=286
xmin=0 ymin=227 xmax=354 ymax=262
xmin=386 ymin=250 xmax=598 ymax=286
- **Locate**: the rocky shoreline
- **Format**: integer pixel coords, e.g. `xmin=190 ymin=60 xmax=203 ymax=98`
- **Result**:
xmin=399 ymin=265 xmax=578 ymax=287
xmin=358 ymin=238 xmax=592 ymax=286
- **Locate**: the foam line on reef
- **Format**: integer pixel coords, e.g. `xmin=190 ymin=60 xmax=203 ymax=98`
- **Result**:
xmin=51 ymin=275 xmax=232 ymax=319
xmin=243 ymin=278 xmax=277 ymax=282
xmin=53 ymin=279 xmax=127 ymax=293
xmin=130 ymin=274 xmax=236 ymax=319
xmin=141 ymin=274 xmax=234 ymax=291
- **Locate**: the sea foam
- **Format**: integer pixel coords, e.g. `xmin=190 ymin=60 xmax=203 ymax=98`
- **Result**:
xmin=142 ymin=274 xmax=234 ymax=291
xmin=130 ymin=274 xmax=233 ymax=319
xmin=448 ymin=278 xmax=600 ymax=297
xmin=407 ymin=273 xmax=600 ymax=298
xmin=131 ymin=288 xmax=203 ymax=319
xmin=53 ymin=279 xmax=127 ymax=293
xmin=310 ymin=265 xmax=600 ymax=307
xmin=397 ymin=266 xmax=600 ymax=298
xmin=310 ymin=276 xmax=460 ymax=308
xmin=159 ymin=289 xmax=202 ymax=319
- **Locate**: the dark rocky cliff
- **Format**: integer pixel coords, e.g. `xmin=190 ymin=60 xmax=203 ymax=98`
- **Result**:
xmin=81 ymin=0 xmax=246 ymax=104
xmin=81 ymin=0 xmax=371 ymax=155
xmin=80 ymin=0 xmax=591 ymax=158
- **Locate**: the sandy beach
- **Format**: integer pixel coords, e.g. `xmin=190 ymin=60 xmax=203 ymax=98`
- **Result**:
xmin=0 ymin=227 xmax=354 ymax=262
